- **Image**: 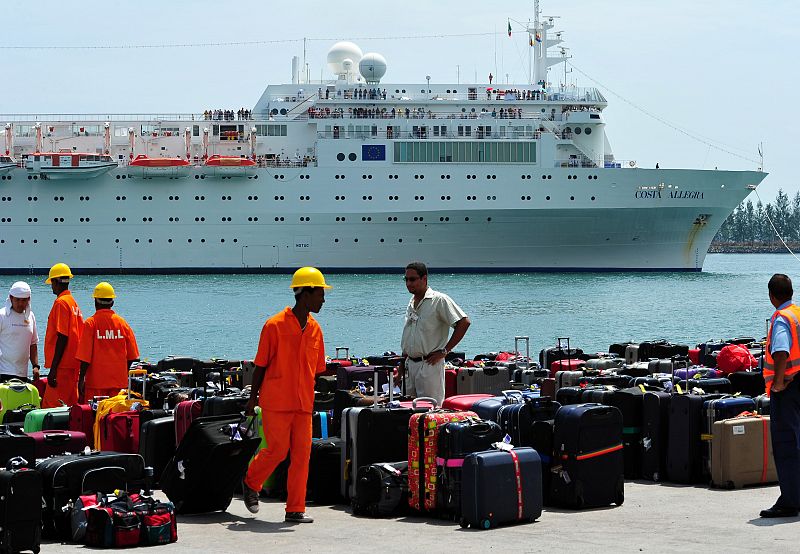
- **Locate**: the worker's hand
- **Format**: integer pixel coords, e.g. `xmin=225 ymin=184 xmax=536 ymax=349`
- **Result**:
xmin=47 ymin=374 xmax=58 ymax=388
xmin=245 ymin=396 xmax=258 ymax=417
xmin=771 ymin=381 xmax=787 ymax=394
xmin=32 ymin=366 xmax=40 ymax=381
xmin=425 ymin=350 xmax=446 ymax=366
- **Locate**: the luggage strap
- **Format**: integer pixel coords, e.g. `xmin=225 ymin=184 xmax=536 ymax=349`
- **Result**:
xmin=435 ymin=457 xmax=464 ymax=468
xmin=508 ymin=449 xmax=524 ymax=520
xmin=563 ymin=443 xmax=623 ymax=461
xmin=320 ymin=411 xmax=328 ymax=440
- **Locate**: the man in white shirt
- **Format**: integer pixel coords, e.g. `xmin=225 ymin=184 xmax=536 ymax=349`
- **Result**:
xmin=401 ymin=262 xmax=470 ymax=405
xmin=0 ymin=281 xmax=40 ymax=382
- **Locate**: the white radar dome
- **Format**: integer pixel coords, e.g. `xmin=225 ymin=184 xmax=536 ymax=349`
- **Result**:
xmin=327 ymin=42 xmax=363 ymax=76
xmin=359 ymin=53 xmax=387 ymax=83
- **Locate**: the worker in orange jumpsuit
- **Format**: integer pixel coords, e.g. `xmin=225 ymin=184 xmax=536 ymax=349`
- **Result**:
xmin=41 ymin=263 xmax=84 ymax=408
xmin=242 ymin=266 xmax=330 ymax=523
xmin=76 ymin=282 xmax=140 ymax=403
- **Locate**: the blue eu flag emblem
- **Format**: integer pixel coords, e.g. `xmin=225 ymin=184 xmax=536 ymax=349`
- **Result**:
xmin=362 ymin=144 xmax=386 ymax=161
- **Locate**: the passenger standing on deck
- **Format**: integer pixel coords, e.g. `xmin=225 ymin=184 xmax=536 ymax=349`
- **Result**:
xmin=76 ymin=282 xmax=139 ymax=403
xmin=241 ymin=267 xmax=330 ymax=523
xmin=0 ymin=281 xmax=40 ymax=383
xmin=401 ymin=261 xmax=470 ymax=406
xmin=761 ymin=273 xmax=800 ymax=518
xmin=41 ymin=263 xmax=83 ymax=408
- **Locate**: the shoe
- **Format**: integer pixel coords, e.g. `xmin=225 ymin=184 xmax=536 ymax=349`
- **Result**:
xmin=242 ymin=481 xmax=260 ymax=514
xmin=285 ymin=512 xmax=314 ymax=523
xmin=760 ymin=505 xmax=798 ymax=518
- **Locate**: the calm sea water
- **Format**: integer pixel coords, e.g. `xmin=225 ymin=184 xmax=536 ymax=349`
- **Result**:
xmin=7 ymin=254 xmax=799 ymax=364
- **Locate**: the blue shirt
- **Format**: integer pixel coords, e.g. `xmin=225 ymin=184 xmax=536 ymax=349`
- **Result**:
xmin=770 ymin=300 xmax=793 ymax=355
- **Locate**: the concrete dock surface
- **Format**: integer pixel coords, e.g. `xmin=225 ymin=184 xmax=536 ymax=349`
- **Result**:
xmin=45 ymin=481 xmax=797 ymax=553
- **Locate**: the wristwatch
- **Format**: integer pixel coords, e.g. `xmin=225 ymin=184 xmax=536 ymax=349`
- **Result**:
xmin=441 ymin=348 xmax=449 ymax=356
xmin=32 ymin=364 xmax=40 ymax=371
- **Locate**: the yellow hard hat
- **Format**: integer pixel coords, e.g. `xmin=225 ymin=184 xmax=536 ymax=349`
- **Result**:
xmin=289 ymin=266 xmax=332 ymax=289
xmin=45 ymin=262 xmax=73 ymax=284
xmin=93 ymin=281 xmax=116 ymax=299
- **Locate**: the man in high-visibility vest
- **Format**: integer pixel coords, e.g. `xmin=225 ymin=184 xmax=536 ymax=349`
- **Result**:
xmin=76 ymin=282 xmax=140 ymax=402
xmin=761 ymin=273 xmax=800 ymax=518
xmin=241 ymin=267 xmax=330 ymax=523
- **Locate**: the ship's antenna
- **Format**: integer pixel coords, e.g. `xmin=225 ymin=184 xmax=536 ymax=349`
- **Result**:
xmin=302 ymin=38 xmax=307 ymax=84
xmin=758 ymin=142 xmax=764 ymax=171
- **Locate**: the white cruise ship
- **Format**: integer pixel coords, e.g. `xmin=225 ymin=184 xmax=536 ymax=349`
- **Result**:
xmin=0 ymin=7 xmax=766 ymax=274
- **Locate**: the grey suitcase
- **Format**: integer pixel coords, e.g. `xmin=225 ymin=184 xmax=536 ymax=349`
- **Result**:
xmin=625 ymin=345 xmax=640 ymax=365
xmin=585 ymin=358 xmax=623 ymax=371
xmin=456 ymin=366 xmax=511 ymax=395
xmin=554 ymin=370 xmax=585 ymax=392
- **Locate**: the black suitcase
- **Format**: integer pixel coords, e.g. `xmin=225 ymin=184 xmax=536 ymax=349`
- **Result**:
xmin=460 ymin=447 xmax=543 ymax=529
xmin=727 ymin=371 xmax=766 ymax=398
xmin=0 ymin=426 xmax=35 ymax=469
xmin=610 ymin=387 xmax=645 ymax=478
xmin=555 ymin=386 xmax=585 ymax=406
xmin=582 ymin=375 xmax=633 ymax=389
xmin=550 ymin=403 xmax=625 ymax=509
xmin=156 ymin=356 xmax=199 ymax=373
xmin=697 ymin=340 xmax=728 ymax=367
xmin=580 ymin=387 xmax=617 ymax=405
xmin=679 ymin=378 xmax=732 ymax=394
xmin=436 ymin=419 xmax=503 ymax=518
xmin=0 ymin=460 xmax=42 ymax=554
xmin=631 ymin=376 xmax=670 ymax=389
xmin=665 ymin=393 xmax=723 ymax=483
xmin=42 ymin=409 xmax=70 ymax=431
xmin=641 ymin=390 xmax=671 ymax=481
xmin=161 ymin=414 xmax=260 ymax=514
xmin=531 ymin=419 xmax=556 ymax=505
xmin=755 ymin=394 xmax=770 ymax=415
xmin=539 ymin=347 xmax=584 ymax=372
xmin=201 ymin=393 xmax=248 ymax=417
xmin=307 ymin=437 xmax=342 ymax=504
xmin=1 ymin=403 xmax=37 ymax=426
xmin=312 ymin=410 xmax=333 ymax=439
xmin=497 ymin=396 xmax=560 ymax=448
xmin=352 ymin=461 xmax=408 ymax=517
xmin=139 ymin=416 xmax=176 ymax=486
xmin=315 ymin=375 xmax=337 ymax=394
xmin=37 ymin=451 xmax=145 ymax=539
xmin=138 ymin=408 xmax=171 ymax=429
xmin=609 ymin=342 xmax=636 ymax=358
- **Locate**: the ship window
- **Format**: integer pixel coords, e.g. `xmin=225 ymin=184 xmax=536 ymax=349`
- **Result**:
xmin=585 ymin=128 xmax=592 ymax=135
xmin=348 ymin=153 xmax=357 ymax=161
xmin=193 ymin=125 xmax=200 ymax=136
xmin=575 ymin=127 xmax=582 ymax=135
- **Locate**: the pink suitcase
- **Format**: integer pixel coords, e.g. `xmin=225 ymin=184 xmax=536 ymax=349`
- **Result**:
xmin=98 ymin=410 xmax=141 ymax=453
xmin=69 ymin=404 xmax=96 ymax=446
xmin=175 ymin=399 xmax=202 ymax=445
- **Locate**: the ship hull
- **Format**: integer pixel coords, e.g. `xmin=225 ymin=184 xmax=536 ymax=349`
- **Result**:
xmin=0 ymin=166 xmax=765 ymax=273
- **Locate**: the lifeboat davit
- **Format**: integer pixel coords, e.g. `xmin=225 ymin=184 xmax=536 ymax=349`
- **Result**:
xmin=128 ymin=155 xmax=192 ymax=179
xmin=24 ymin=152 xmax=117 ymax=180
xmin=202 ymin=155 xmax=257 ymax=178
xmin=0 ymin=155 xmax=17 ymax=174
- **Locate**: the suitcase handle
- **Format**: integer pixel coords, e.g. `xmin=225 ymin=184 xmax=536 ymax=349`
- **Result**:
xmin=10 ymin=403 xmax=37 ymax=412
xmin=412 ymin=397 xmax=439 ymax=409
xmin=42 ymin=431 xmax=72 ymax=444
xmin=500 ymin=390 xmax=524 ymax=402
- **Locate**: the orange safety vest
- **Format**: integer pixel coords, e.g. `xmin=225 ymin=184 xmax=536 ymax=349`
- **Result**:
xmin=764 ymin=303 xmax=800 ymax=396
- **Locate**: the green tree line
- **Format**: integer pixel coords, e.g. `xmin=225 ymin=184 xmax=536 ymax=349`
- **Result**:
xmin=713 ymin=188 xmax=800 ymax=244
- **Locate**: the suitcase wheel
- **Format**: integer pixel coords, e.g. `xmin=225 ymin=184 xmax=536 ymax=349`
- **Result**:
xmin=481 ymin=519 xmax=491 ymax=530
xmin=459 ymin=517 xmax=469 ymax=529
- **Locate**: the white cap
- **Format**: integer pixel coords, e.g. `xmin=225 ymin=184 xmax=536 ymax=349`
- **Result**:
xmin=8 ymin=281 xmax=31 ymax=299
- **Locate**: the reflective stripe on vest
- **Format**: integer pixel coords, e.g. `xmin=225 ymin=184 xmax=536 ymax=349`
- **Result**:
xmin=764 ymin=303 xmax=800 ymax=396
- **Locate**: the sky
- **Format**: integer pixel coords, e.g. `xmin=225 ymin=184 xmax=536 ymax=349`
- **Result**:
xmin=1 ymin=0 xmax=795 ymax=201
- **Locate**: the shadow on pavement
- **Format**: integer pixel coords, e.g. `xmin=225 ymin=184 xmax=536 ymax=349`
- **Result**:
xmin=180 ymin=510 xmax=296 ymax=534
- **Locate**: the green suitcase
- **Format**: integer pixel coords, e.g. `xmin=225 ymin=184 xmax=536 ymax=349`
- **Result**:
xmin=23 ymin=406 xmax=70 ymax=433
xmin=0 ymin=379 xmax=41 ymax=422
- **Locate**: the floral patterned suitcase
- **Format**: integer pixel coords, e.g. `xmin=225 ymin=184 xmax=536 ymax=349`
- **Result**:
xmin=408 ymin=410 xmax=477 ymax=512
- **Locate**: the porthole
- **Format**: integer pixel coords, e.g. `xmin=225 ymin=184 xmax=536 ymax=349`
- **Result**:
xmin=585 ymin=128 xmax=592 ymax=135
xmin=337 ymin=153 xmax=345 ymax=161
xmin=546 ymin=196 xmax=551 ymax=200
xmin=398 ymin=238 xmax=403 ymax=243
xmin=570 ymin=196 xmax=575 ymax=201
xmin=487 ymin=217 xmax=492 ymax=222
xmin=135 ymin=239 xmax=140 ymax=244
xmin=464 ymin=217 xmax=470 ymax=222
xmin=591 ymin=196 xmax=596 ymax=201
xmin=575 ymin=128 xmax=582 ymax=135
xmin=548 ymin=175 xmax=552 ymax=179
xmin=201 ymin=239 xmax=205 ymax=243
xmin=349 ymin=153 xmax=357 ymax=161
xmin=334 ymin=238 xmax=339 ymax=243
xmin=188 ymin=239 xmax=192 ymax=243
xmin=148 ymin=239 xmax=152 ymax=243
xmin=168 ymin=239 xmax=172 ymax=243
xmin=354 ymin=238 xmax=359 ymax=243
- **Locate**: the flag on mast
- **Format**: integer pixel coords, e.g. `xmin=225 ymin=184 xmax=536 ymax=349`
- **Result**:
xmin=508 ymin=20 xmax=512 ymax=37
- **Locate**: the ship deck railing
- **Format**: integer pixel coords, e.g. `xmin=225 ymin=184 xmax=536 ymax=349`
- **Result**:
xmin=316 ymin=130 xmax=548 ymax=140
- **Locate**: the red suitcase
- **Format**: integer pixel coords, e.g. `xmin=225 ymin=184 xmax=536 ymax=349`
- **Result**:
xmin=28 ymin=429 xmax=88 ymax=458
xmin=445 ymin=368 xmax=458 ymax=399
xmin=98 ymin=410 xmax=141 ymax=453
xmin=688 ymin=348 xmax=701 ymax=365
xmin=408 ymin=410 xmax=477 ymax=513
xmin=550 ymin=358 xmax=586 ymax=377
xmin=69 ymin=404 xmax=96 ymax=446
xmin=441 ymin=394 xmax=492 ymax=411
xmin=175 ymin=400 xmax=202 ymax=445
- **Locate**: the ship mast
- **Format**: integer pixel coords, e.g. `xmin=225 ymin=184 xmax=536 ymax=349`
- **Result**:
xmin=526 ymin=0 xmax=564 ymax=89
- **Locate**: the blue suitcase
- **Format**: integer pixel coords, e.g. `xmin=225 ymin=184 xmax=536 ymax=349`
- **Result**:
xmin=460 ymin=446 xmax=543 ymax=529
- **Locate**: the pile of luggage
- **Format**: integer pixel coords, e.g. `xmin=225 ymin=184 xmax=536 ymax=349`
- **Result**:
xmin=0 ymin=357 xmax=260 ymax=551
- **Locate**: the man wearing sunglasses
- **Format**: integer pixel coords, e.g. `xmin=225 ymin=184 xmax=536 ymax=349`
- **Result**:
xmin=401 ymin=261 xmax=470 ymax=405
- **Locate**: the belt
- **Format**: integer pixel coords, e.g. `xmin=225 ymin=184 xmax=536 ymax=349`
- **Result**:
xmin=407 ymin=356 xmax=424 ymax=363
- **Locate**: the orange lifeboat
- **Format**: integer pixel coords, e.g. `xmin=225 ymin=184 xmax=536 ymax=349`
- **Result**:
xmin=203 ymin=155 xmax=257 ymax=178
xmin=128 ymin=155 xmax=192 ymax=179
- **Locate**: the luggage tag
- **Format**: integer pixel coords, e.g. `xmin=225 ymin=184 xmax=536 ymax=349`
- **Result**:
xmin=642 ymin=437 xmax=652 ymax=451
xmin=380 ymin=463 xmax=402 ymax=476
xmin=381 ymin=383 xmax=402 ymax=396
xmin=492 ymin=435 xmax=515 ymax=451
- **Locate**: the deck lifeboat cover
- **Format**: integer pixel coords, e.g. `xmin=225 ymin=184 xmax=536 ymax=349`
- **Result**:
xmin=130 ymin=155 xmax=190 ymax=167
xmin=204 ymin=155 xmax=256 ymax=167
